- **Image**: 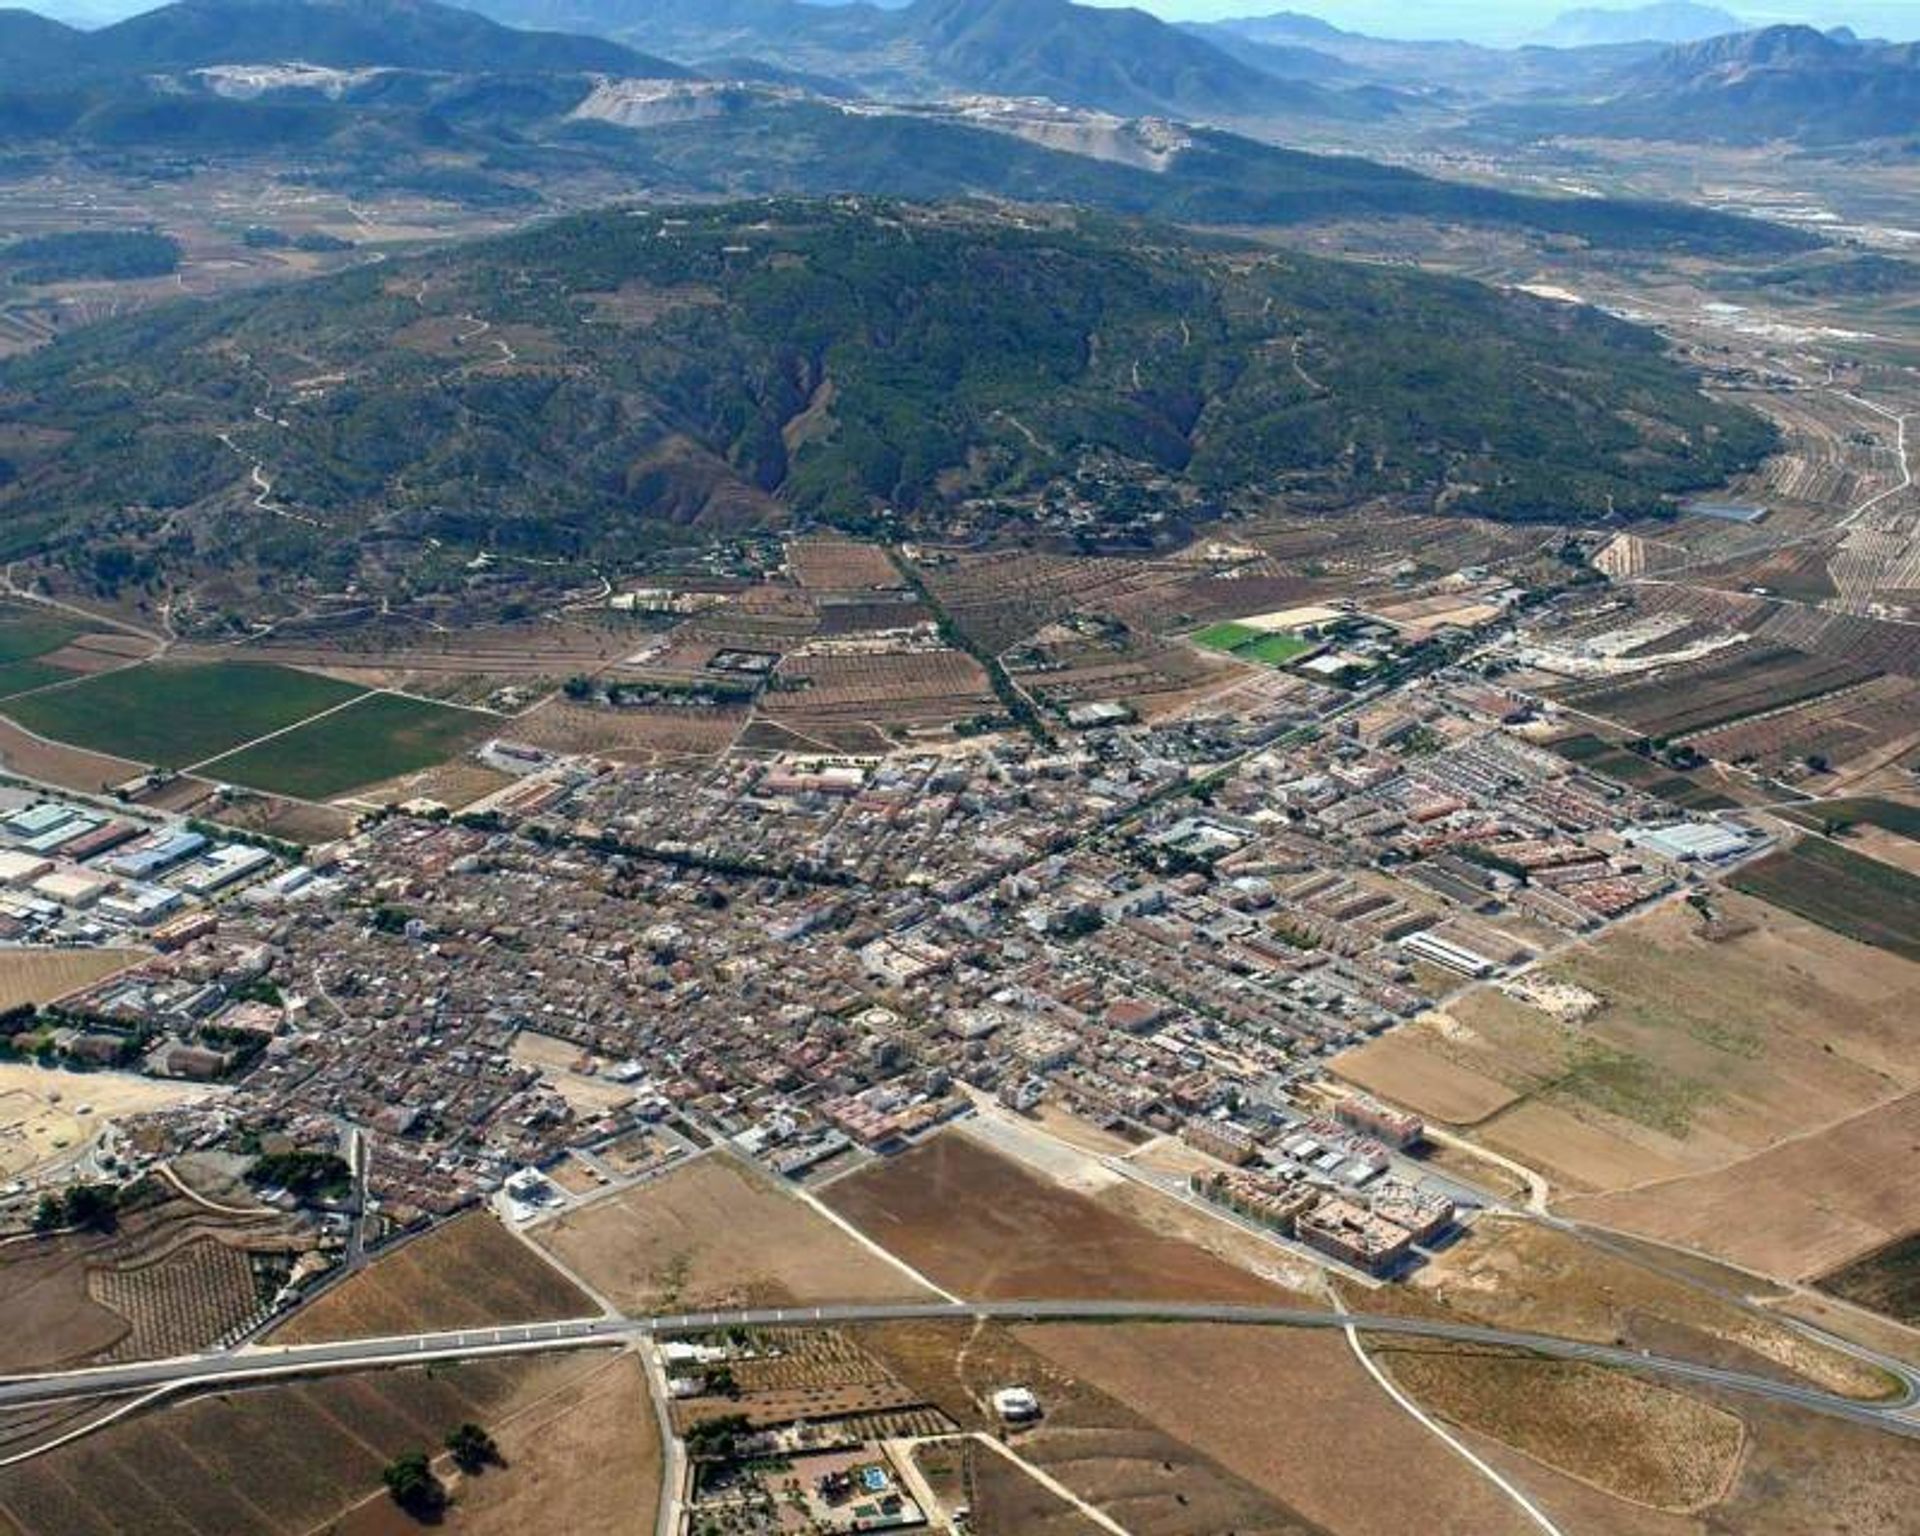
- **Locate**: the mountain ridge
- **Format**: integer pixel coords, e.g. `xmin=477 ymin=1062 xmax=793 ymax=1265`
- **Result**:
xmin=0 ymin=0 xmax=687 ymax=86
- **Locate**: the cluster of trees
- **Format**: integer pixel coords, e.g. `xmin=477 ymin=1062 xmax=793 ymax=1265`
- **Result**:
xmin=381 ymin=1424 xmax=500 ymax=1520
xmin=246 ymin=1150 xmax=352 ymax=1200
xmin=33 ymin=1180 xmax=122 ymax=1233
xmin=683 ymin=1413 xmax=754 ymax=1462
xmin=1 ymin=229 xmax=180 ymax=284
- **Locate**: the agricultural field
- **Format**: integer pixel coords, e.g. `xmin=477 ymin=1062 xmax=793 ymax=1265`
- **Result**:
xmin=1781 ymin=797 xmax=1920 ymax=841
xmin=198 ymin=691 xmax=494 ymax=801
xmin=1548 ymin=732 xmax=1741 ymax=809
xmin=1015 ymin=1321 xmax=1544 ymax=1536
xmin=1565 ymin=1089 xmax=1920 ymax=1280
xmin=822 ymin=1128 xmax=1288 ymax=1304
xmin=91 ymin=1236 xmax=269 ymax=1360
xmin=530 ymin=1151 xmax=929 ymax=1313
xmin=860 ymin=1319 xmax=1327 ymax=1536
xmin=206 ymin=613 xmax=643 ymax=688
xmin=1730 ymin=836 xmax=1920 ymax=961
xmin=1334 ymin=892 xmax=1920 ymax=1250
xmin=1819 ymin=1234 xmax=1920 ymax=1325
xmin=0 ymin=1352 xmax=604 ymax=1536
xmin=1687 ymin=674 xmax=1920 ymax=777
xmin=5 ymin=661 xmax=362 ymax=769
xmin=271 ymin=1212 xmax=591 ymax=1344
xmin=0 ymin=715 xmax=143 ymax=794
xmin=351 ymin=1353 xmax=661 ymax=1536
xmin=917 ymin=550 xmax=1169 ymax=654
xmin=0 ymin=947 xmax=140 ymax=1013
xmin=0 ymin=1195 xmax=305 ymax=1372
xmin=1552 ymin=642 xmax=1877 ymax=741
xmin=761 ymin=650 xmax=996 ymax=730
xmin=786 ymin=536 xmax=905 ymax=593
xmin=0 ymin=604 xmax=87 ymax=698
xmin=912 ymin=1440 xmax=1106 ymax=1536
xmin=671 ymin=1327 xmax=935 ymax=1435
xmin=507 ymin=698 xmax=749 ymax=760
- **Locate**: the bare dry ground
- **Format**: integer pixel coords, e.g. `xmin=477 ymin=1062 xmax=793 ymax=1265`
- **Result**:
xmin=1331 ymin=1033 xmax=1522 ymax=1125
xmin=333 ymin=1352 xmax=661 ymax=1536
xmin=1564 ymin=1089 xmax=1920 ymax=1281
xmin=272 ymin=1212 xmax=591 ymax=1343
xmin=860 ymin=1319 xmax=1325 ymax=1536
xmin=0 ymin=717 xmax=143 ymax=793
xmin=1405 ymin=1218 xmax=1889 ymax=1399
xmin=1447 ymin=1379 xmax=1920 ymax=1536
xmin=959 ymin=1442 xmax=1109 ymax=1536
xmin=0 ymin=947 xmax=143 ymax=1011
xmin=1691 ymin=1392 xmax=1920 ymax=1536
xmin=507 ymin=1030 xmax=638 ymax=1114
xmin=1016 ymin=1321 xmax=1546 ymax=1536
xmin=531 ymin=1151 xmax=929 ymax=1312
xmin=1333 ymin=894 xmax=1920 ymax=1279
xmin=1371 ymin=1337 xmax=1744 ymax=1511
xmin=0 ymin=1059 xmax=217 ymax=1181
xmin=823 ymin=1129 xmax=1291 ymax=1303
xmin=0 ymin=1352 xmax=603 ymax=1536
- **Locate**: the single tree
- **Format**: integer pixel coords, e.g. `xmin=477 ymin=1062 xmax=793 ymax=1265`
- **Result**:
xmin=445 ymin=1422 xmax=499 ymax=1473
xmin=382 ymin=1451 xmax=445 ymax=1516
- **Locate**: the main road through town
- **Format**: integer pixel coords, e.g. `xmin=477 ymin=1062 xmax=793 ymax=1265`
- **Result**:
xmin=1 ymin=1299 xmax=1916 ymax=1437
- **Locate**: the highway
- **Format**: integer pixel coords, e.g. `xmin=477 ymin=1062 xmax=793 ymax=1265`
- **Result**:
xmin=2 ymin=1299 xmax=1916 ymax=1440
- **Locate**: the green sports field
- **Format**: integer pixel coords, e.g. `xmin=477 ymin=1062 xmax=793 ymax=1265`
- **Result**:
xmin=1192 ymin=621 xmax=1262 ymax=654
xmin=1238 ymin=632 xmax=1314 ymax=665
xmin=6 ymin=661 xmax=363 ymax=767
xmin=1191 ymin=621 xmax=1315 ymax=668
xmin=199 ymin=691 xmax=493 ymax=800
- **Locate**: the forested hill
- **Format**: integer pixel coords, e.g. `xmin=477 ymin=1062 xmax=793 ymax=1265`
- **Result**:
xmin=0 ymin=201 xmax=1773 ymax=596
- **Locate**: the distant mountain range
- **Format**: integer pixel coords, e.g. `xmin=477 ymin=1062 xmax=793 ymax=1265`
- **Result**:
xmin=1188 ymin=10 xmax=1670 ymax=98
xmin=1485 ymin=24 xmax=1920 ymax=145
xmin=1535 ymin=2 xmax=1744 ymax=47
xmin=0 ymin=0 xmax=683 ymax=85
xmin=465 ymin=0 xmax=1400 ymax=125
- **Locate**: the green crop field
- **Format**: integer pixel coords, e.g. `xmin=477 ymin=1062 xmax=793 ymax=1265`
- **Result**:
xmin=1781 ymin=797 xmax=1920 ymax=842
xmin=1239 ymin=632 xmax=1314 ymax=666
xmin=6 ymin=661 xmax=363 ymax=768
xmin=0 ymin=660 xmax=76 ymax=700
xmin=1192 ymin=622 xmax=1262 ymax=654
xmin=200 ymin=691 xmax=492 ymax=800
xmin=1731 ymin=836 xmax=1920 ymax=963
xmin=0 ymin=606 xmax=82 ymax=666
xmin=0 ymin=605 xmax=88 ymax=699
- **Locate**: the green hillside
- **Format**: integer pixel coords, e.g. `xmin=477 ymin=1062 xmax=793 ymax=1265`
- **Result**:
xmin=0 ymin=200 xmax=1774 ymax=605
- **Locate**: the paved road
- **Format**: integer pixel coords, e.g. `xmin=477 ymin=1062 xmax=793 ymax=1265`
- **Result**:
xmin=1 ymin=1300 xmax=1915 ymax=1439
